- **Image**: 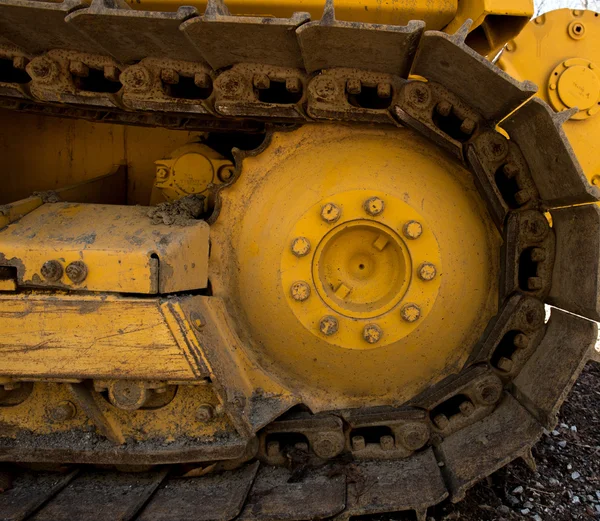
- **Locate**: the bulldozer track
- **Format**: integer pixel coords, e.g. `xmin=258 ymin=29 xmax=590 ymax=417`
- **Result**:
xmin=1 ymin=0 xmax=600 ymax=519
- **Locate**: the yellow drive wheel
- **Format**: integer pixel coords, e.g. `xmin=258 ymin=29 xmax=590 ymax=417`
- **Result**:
xmin=210 ymin=124 xmax=501 ymax=412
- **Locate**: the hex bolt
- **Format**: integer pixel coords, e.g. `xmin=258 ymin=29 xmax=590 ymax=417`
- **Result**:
xmin=108 ymin=381 xmax=150 ymax=411
xmin=156 ymin=166 xmax=169 ymax=180
xmin=476 ymin=381 xmax=503 ymax=405
xmin=104 ymin=65 xmax=120 ymax=82
xmin=364 ymin=197 xmax=385 ymax=216
xmin=530 ymin=248 xmax=546 ymax=262
xmin=290 ymin=281 xmax=311 ymax=302
xmin=435 ymin=100 xmax=452 ymax=117
xmin=514 ymin=190 xmax=531 ymax=205
xmin=401 ymin=424 xmax=429 ymax=451
xmin=401 ymin=304 xmax=421 ymax=323
xmin=286 ymin=77 xmax=302 ymax=93
xmin=460 ymin=118 xmax=476 ymax=135
xmin=196 ymin=404 xmax=215 ymax=422
xmin=320 ymin=202 xmax=342 ymax=223
xmin=28 ymin=56 xmax=58 ymax=83
xmin=377 ymin=82 xmax=392 ymax=99
xmin=194 ymin=72 xmax=211 ymax=89
xmin=319 ymin=315 xmax=339 ymax=336
xmin=403 ymin=220 xmax=423 ymax=240
xmin=313 ymin=433 xmax=343 ymax=459
xmin=380 ymin=435 xmax=395 ymax=451
xmin=266 ymin=440 xmax=280 ymax=458
xmin=217 ymin=165 xmax=235 ymax=183
xmin=405 ymin=82 xmax=431 ymax=108
xmin=253 ymin=73 xmax=270 ymax=90
xmin=291 ymin=237 xmax=311 ymax=257
xmin=496 ymin=356 xmax=514 ymax=372
xmin=69 ymin=60 xmax=89 ymax=78
xmin=432 ymin=413 xmax=449 ymax=430
xmin=49 ymin=401 xmax=77 ymax=422
xmin=190 ymin=311 xmax=205 ymax=331
xmin=65 ymin=261 xmax=88 ymax=284
xmin=346 ymin=78 xmax=361 ymax=95
xmin=527 ymin=277 xmax=543 ymax=291
xmin=418 ymin=262 xmax=437 ymax=281
xmin=513 ymin=333 xmax=530 ymax=349
xmin=351 ymin=435 xmax=366 ymax=451
xmin=503 ymin=162 xmax=519 ymax=178
xmin=160 ymin=68 xmax=179 ymax=85
xmin=363 ymin=324 xmax=383 ymax=344
xmin=459 ymin=400 xmax=475 ymax=417
xmin=41 ymin=260 xmax=63 ymax=282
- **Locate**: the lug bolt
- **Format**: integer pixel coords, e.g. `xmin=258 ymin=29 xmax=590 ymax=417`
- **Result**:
xmin=351 ymin=435 xmax=366 ymax=451
xmin=196 ymin=404 xmax=215 ymax=422
xmin=418 ymin=262 xmax=437 ymax=281
xmin=194 ymin=72 xmax=211 ymax=89
xmin=285 ymin=76 xmax=302 ymax=93
xmin=364 ymin=197 xmax=385 ymax=216
xmin=65 ymin=261 xmax=88 ymax=284
xmin=160 ymin=68 xmax=179 ymax=85
xmin=313 ymin=433 xmax=344 ymax=459
xmin=503 ymin=162 xmax=519 ymax=178
xmin=377 ymin=82 xmax=392 ymax=99
xmin=460 ymin=118 xmax=476 ymax=135
xmin=401 ymin=424 xmax=429 ymax=451
xmin=401 ymin=303 xmax=421 ymax=323
xmin=41 ymin=260 xmax=63 ymax=282
xmin=320 ymin=203 xmax=341 ymax=223
xmin=346 ymin=78 xmax=361 ymax=95
xmin=435 ymin=100 xmax=452 ymax=117
xmin=291 ymin=237 xmax=311 ymax=257
xmin=476 ymin=380 xmax=503 ymax=405
xmin=49 ymin=401 xmax=77 ymax=422
xmin=403 ymin=220 xmax=423 ymax=240
xmin=69 ymin=60 xmax=89 ymax=78
xmin=253 ymin=73 xmax=270 ymax=90
xmin=290 ymin=281 xmax=311 ymax=302
xmin=515 ymin=190 xmax=531 ymax=205
xmin=104 ymin=65 xmax=120 ymax=82
xmin=319 ymin=315 xmax=339 ymax=336
xmin=362 ymin=324 xmax=382 ymax=344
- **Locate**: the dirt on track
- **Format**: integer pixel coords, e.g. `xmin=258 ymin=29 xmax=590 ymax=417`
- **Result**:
xmin=424 ymin=361 xmax=600 ymax=521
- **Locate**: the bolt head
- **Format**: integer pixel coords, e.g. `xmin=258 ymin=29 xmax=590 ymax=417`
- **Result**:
xmin=312 ymin=433 xmax=344 ymax=459
xmin=401 ymin=423 xmax=429 ymax=451
xmin=403 ymin=220 xmax=423 ymax=240
xmin=363 ymin=324 xmax=383 ymax=344
xmin=319 ymin=315 xmax=339 ymax=336
xmin=406 ymin=82 xmax=432 ymax=108
xmin=401 ymin=303 xmax=421 ymax=323
xmin=477 ymin=381 xmax=503 ymax=405
xmin=156 ymin=166 xmax=169 ymax=180
xmin=49 ymin=401 xmax=77 ymax=422
xmin=65 ymin=261 xmax=88 ymax=284
xmin=196 ymin=404 xmax=215 ymax=422
xmin=41 ymin=260 xmax=63 ymax=282
xmin=364 ymin=197 xmax=385 ymax=216
xmin=418 ymin=262 xmax=437 ymax=281
xmin=217 ymin=165 xmax=235 ymax=183
xmin=291 ymin=237 xmax=311 ymax=257
xmin=321 ymin=203 xmax=342 ymax=223
xmin=190 ymin=311 xmax=205 ymax=331
xmin=121 ymin=65 xmax=151 ymax=91
xmin=290 ymin=281 xmax=311 ymax=302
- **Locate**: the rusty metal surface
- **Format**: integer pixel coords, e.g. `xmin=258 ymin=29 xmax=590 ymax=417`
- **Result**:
xmin=138 ymin=462 xmax=259 ymax=521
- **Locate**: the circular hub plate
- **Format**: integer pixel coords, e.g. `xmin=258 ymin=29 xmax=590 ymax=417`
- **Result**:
xmin=210 ymin=125 xmax=500 ymax=410
xmin=282 ymin=190 xmax=441 ymax=349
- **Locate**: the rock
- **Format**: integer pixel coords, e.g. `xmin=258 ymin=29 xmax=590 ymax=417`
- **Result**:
xmin=507 ymin=494 xmax=520 ymax=506
xmin=533 ymin=515 xmax=543 ymax=521
xmin=524 ymin=501 xmax=534 ymax=509
xmin=552 ymin=430 xmax=560 ymax=436
xmin=513 ymin=486 xmax=524 ymax=495
xmin=558 ymin=440 xmax=567 ymax=448
xmin=571 ymin=425 xmax=578 ymax=432
xmin=549 ymin=478 xmax=561 ymax=486
xmin=520 ymin=508 xmax=531 ymax=514
xmin=572 ymin=471 xmax=581 ymax=480
xmin=573 ymin=496 xmax=581 ymax=505
xmin=497 ymin=505 xmax=510 ymax=514
xmin=568 ymin=463 xmax=573 ymax=470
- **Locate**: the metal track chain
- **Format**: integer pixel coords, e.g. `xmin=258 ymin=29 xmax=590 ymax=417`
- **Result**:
xmin=1 ymin=0 xmax=600 ymax=518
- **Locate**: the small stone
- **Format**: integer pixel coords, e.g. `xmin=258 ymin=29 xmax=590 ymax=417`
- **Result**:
xmin=596 ymin=491 xmax=600 ymax=500
xmin=533 ymin=515 xmax=543 ymax=521
xmin=513 ymin=486 xmax=524 ymax=495
xmin=438 ymin=461 xmax=445 ymax=467
xmin=549 ymin=478 xmax=561 ymax=486
xmin=497 ymin=505 xmax=510 ymax=514
xmin=507 ymin=494 xmax=520 ymax=506
xmin=558 ymin=440 xmax=567 ymax=448
xmin=571 ymin=425 xmax=578 ymax=432
xmin=573 ymin=496 xmax=581 ymax=505
xmin=520 ymin=508 xmax=531 ymax=515
xmin=568 ymin=463 xmax=573 ymax=470
xmin=596 ymin=505 xmax=600 ymax=513
xmin=552 ymin=430 xmax=560 ymax=436
xmin=572 ymin=471 xmax=581 ymax=480
xmin=561 ymin=423 xmax=569 ymax=429
xmin=524 ymin=501 xmax=534 ymax=509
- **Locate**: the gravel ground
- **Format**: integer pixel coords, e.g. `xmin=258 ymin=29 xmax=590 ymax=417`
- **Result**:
xmin=426 ymin=361 xmax=600 ymax=521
